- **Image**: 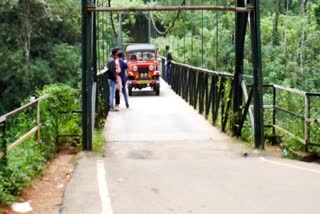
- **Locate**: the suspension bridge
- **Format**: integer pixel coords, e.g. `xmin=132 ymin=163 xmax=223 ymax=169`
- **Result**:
xmin=61 ymin=1 xmax=320 ymax=213
xmin=1 ymin=1 xmax=320 ymax=213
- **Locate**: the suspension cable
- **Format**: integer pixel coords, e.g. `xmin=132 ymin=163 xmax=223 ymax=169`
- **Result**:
xmin=216 ymin=0 xmax=219 ymax=70
xmin=108 ymin=0 xmax=118 ymax=37
xmin=149 ymin=0 xmax=186 ymax=36
xmin=201 ymin=0 xmax=204 ymax=68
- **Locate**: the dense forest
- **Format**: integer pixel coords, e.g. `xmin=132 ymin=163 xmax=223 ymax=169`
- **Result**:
xmin=0 ymin=0 xmax=81 ymax=115
xmin=1 ymin=0 xmax=320 ymax=115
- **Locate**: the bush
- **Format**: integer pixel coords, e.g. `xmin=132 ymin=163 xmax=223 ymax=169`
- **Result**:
xmin=0 ymin=84 xmax=81 ymax=205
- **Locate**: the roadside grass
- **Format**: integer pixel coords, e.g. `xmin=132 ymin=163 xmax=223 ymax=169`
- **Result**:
xmin=93 ymin=130 xmax=105 ymax=157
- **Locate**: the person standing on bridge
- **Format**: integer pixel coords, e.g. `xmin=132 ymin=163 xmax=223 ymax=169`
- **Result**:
xmin=114 ymin=51 xmax=122 ymax=111
xmin=117 ymin=51 xmax=129 ymax=108
xmin=107 ymin=47 xmax=119 ymax=111
xmin=165 ymin=45 xmax=173 ymax=85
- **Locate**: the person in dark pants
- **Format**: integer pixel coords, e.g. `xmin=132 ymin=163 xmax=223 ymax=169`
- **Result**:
xmin=107 ymin=47 xmax=119 ymax=111
xmin=165 ymin=45 xmax=173 ymax=85
xmin=117 ymin=51 xmax=129 ymax=108
xmin=114 ymin=52 xmax=122 ymax=111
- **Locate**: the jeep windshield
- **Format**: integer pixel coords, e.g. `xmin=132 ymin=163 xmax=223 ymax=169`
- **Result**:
xmin=128 ymin=51 xmax=156 ymax=61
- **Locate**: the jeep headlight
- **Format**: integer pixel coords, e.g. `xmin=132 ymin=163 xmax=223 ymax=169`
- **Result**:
xmin=133 ymin=65 xmax=138 ymax=71
xmin=149 ymin=65 xmax=154 ymax=71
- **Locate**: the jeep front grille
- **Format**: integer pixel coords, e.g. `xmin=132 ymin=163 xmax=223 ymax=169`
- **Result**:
xmin=138 ymin=67 xmax=149 ymax=79
xmin=138 ymin=67 xmax=149 ymax=73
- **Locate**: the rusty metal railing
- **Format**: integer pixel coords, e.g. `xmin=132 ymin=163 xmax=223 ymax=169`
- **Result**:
xmin=0 ymin=94 xmax=49 ymax=161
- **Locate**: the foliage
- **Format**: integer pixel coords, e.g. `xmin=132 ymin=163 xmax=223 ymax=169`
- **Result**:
xmin=0 ymin=84 xmax=81 ymax=205
xmin=92 ymin=129 xmax=105 ymax=157
xmin=50 ymin=44 xmax=81 ymax=88
xmin=313 ymin=1 xmax=320 ymax=26
xmin=0 ymin=0 xmax=81 ymax=115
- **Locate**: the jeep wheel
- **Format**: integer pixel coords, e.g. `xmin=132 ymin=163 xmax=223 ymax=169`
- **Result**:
xmin=155 ymin=85 xmax=160 ymax=96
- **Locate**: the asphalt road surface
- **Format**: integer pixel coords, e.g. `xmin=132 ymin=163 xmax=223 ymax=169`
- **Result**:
xmin=61 ymin=80 xmax=320 ymax=214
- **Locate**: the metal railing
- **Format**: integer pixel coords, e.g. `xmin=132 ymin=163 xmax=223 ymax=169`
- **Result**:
xmin=163 ymin=58 xmax=253 ymax=133
xmin=0 ymin=89 xmax=84 ymax=164
xmin=264 ymin=84 xmax=320 ymax=151
xmin=166 ymin=59 xmax=236 ymax=132
xmin=96 ymin=67 xmax=110 ymax=128
xmin=163 ymin=59 xmax=320 ymax=151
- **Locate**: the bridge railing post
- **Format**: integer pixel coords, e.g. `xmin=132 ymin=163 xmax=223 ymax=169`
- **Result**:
xmin=36 ymin=101 xmax=40 ymax=144
xmin=0 ymin=122 xmax=7 ymax=167
xmin=304 ymin=94 xmax=310 ymax=152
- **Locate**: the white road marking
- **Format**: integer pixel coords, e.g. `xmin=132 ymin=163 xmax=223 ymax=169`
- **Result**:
xmin=260 ymin=157 xmax=320 ymax=175
xmin=97 ymin=160 xmax=114 ymax=214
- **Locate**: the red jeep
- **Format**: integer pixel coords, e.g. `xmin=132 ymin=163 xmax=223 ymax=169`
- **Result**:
xmin=126 ymin=44 xmax=160 ymax=96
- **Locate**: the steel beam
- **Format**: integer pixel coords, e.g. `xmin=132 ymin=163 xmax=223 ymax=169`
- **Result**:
xmin=118 ymin=13 xmax=123 ymax=48
xmin=81 ymin=0 xmax=88 ymax=150
xmin=249 ymin=0 xmax=264 ymax=149
xmin=147 ymin=13 xmax=151 ymax=43
xmin=87 ymin=6 xmax=253 ymax=13
xmin=93 ymin=9 xmax=97 ymax=83
xmin=82 ymin=0 xmax=94 ymax=150
xmin=233 ymin=0 xmax=248 ymax=136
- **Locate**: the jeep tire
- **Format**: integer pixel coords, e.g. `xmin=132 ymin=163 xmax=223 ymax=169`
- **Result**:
xmin=154 ymin=84 xmax=160 ymax=96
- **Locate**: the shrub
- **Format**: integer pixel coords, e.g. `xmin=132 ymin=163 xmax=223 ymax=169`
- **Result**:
xmin=0 ymin=84 xmax=81 ymax=205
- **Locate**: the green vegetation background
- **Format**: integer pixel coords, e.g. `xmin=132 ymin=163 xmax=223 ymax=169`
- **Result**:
xmin=0 ymin=0 xmax=82 ymax=115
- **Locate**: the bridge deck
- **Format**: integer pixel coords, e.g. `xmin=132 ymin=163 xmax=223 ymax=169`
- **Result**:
xmin=62 ymin=80 xmax=320 ymax=214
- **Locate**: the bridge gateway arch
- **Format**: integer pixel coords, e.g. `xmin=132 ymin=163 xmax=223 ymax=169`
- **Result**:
xmin=81 ymin=0 xmax=264 ymax=151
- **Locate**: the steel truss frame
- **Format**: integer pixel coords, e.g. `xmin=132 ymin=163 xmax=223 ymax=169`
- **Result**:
xmin=81 ymin=0 xmax=263 ymax=150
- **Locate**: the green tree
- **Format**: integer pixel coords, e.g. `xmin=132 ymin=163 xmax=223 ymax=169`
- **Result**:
xmin=0 ymin=0 xmax=81 ymax=115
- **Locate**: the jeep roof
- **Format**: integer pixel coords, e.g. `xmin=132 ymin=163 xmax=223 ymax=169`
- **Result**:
xmin=126 ymin=44 xmax=157 ymax=52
